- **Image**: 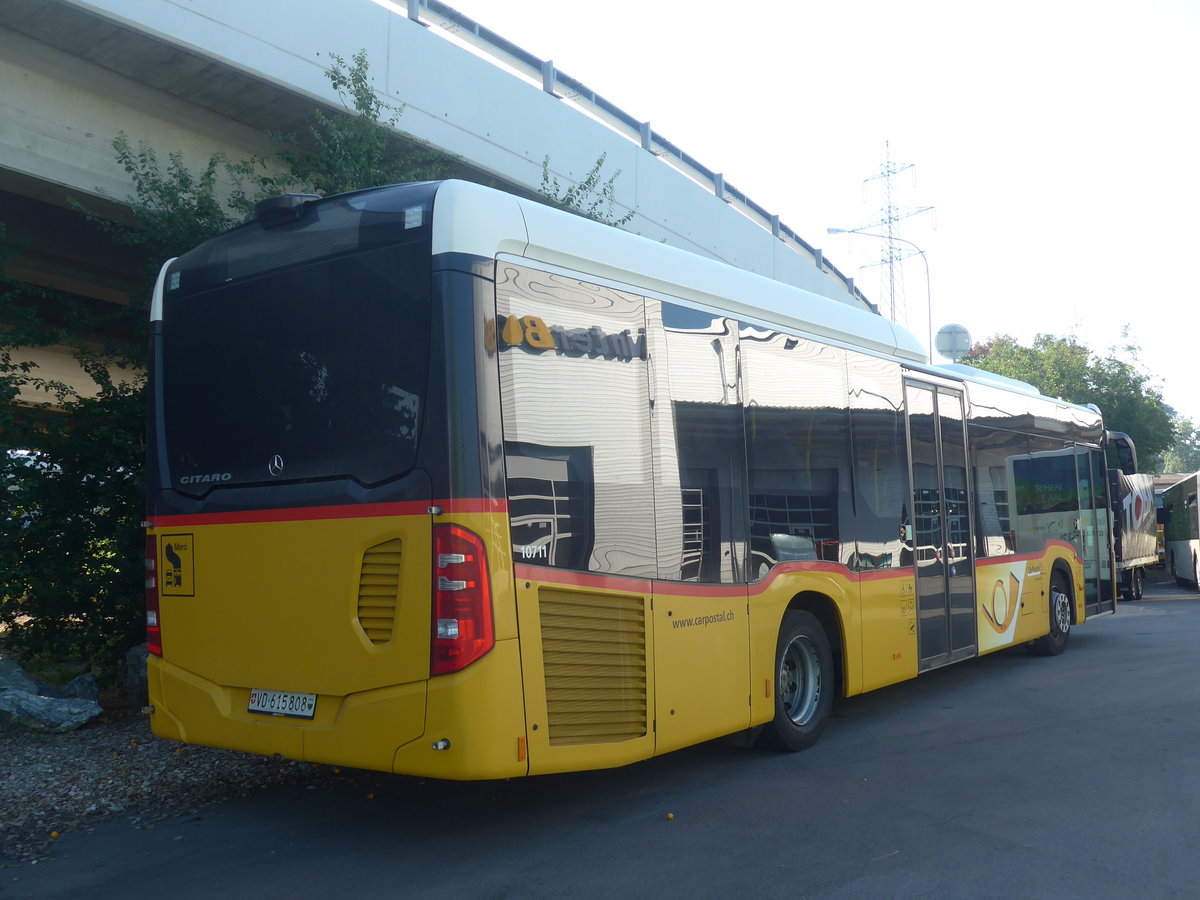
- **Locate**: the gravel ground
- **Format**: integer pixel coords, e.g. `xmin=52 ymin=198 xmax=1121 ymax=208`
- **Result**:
xmin=0 ymin=707 xmax=352 ymax=866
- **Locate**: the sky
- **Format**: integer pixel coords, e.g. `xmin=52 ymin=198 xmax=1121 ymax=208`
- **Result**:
xmin=442 ymin=0 xmax=1200 ymax=423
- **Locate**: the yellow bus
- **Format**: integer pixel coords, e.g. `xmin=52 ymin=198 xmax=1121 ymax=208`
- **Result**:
xmin=145 ymin=180 xmax=1116 ymax=779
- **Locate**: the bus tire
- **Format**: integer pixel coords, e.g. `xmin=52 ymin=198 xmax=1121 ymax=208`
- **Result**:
xmin=757 ymin=610 xmax=833 ymax=752
xmin=1029 ymin=571 xmax=1072 ymax=656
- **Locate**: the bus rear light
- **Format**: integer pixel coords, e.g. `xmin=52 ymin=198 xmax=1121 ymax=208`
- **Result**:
xmin=145 ymin=535 xmax=163 ymax=657
xmin=431 ymin=524 xmax=494 ymax=676
xmin=438 ymin=575 xmax=469 ymax=592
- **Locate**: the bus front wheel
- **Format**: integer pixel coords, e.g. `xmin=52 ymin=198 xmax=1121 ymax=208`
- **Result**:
xmin=1029 ymin=572 xmax=1072 ymax=656
xmin=758 ymin=610 xmax=833 ymax=752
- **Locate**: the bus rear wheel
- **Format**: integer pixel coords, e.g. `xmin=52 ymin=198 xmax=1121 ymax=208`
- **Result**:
xmin=1030 ymin=572 xmax=1072 ymax=656
xmin=758 ymin=610 xmax=833 ymax=751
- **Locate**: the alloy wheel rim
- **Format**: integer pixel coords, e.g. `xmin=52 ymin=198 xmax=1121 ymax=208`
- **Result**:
xmin=1051 ymin=587 xmax=1071 ymax=636
xmin=780 ymin=634 xmax=821 ymax=726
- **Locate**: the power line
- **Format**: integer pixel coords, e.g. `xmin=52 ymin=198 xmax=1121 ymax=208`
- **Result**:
xmin=855 ymin=141 xmax=932 ymax=324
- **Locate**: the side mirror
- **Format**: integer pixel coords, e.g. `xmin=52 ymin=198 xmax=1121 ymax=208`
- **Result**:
xmin=1105 ymin=431 xmax=1138 ymax=475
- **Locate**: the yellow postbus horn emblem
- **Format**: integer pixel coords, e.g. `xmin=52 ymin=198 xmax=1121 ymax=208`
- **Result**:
xmin=983 ymin=572 xmax=1021 ymax=634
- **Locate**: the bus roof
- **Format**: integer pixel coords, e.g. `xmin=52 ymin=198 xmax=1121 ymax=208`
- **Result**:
xmin=429 ymin=180 xmax=928 ymax=364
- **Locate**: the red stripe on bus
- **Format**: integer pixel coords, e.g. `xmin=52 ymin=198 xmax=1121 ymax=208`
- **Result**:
xmin=972 ymin=541 xmax=1082 ymax=566
xmin=516 ymin=560 xmax=913 ymax=599
xmin=148 ymin=497 xmax=507 ymax=527
xmin=752 ymin=561 xmax=900 ymax=593
xmin=514 ymin=541 xmax=1084 ymax=597
xmin=513 ymin=565 xmax=654 ymax=594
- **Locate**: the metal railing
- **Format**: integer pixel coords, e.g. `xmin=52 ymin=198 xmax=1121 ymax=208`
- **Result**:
xmin=404 ymin=0 xmax=874 ymax=313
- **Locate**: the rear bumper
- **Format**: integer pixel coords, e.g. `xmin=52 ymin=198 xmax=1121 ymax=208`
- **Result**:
xmin=148 ymin=638 xmax=528 ymax=779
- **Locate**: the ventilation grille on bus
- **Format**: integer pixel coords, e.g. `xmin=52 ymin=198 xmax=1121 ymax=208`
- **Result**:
xmin=539 ymin=590 xmax=647 ymax=746
xmin=357 ymin=539 xmax=403 ymax=644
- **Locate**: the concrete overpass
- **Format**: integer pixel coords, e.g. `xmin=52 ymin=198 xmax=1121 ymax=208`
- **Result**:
xmin=1 ymin=0 xmax=872 ymax=398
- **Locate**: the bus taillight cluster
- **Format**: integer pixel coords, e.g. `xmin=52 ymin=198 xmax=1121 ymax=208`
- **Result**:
xmin=145 ymin=535 xmax=162 ymax=657
xmin=431 ymin=524 xmax=494 ymax=675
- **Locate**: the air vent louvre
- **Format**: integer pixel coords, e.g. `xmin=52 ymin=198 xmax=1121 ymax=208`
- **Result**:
xmin=539 ymin=591 xmax=647 ymax=746
xmin=357 ymin=539 xmax=403 ymax=644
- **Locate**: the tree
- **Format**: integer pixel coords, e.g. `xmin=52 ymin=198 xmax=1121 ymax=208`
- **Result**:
xmin=961 ymin=333 xmax=1176 ymax=471
xmin=229 ymin=50 xmax=456 ymax=207
xmin=1161 ymin=416 xmax=1200 ymax=474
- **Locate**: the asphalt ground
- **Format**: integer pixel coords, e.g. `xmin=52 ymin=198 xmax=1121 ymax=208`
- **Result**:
xmin=8 ymin=576 xmax=1200 ymax=899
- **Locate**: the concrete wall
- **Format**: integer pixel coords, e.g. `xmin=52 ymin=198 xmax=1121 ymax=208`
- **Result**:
xmin=2 ymin=0 xmax=861 ymax=304
xmin=1 ymin=0 xmax=872 ymax=401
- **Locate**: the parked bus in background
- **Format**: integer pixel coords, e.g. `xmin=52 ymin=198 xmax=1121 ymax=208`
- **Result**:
xmin=144 ymin=181 xmax=1117 ymax=780
xmin=1160 ymin=472 xmax=1200 ymax=589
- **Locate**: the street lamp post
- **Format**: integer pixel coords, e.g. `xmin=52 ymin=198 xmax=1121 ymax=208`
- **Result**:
xmin=827 ymin=227 xmax=933 ymax=364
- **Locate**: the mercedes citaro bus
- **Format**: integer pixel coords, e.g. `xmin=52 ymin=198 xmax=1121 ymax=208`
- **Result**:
xmin=145 ymin=180 xmax=1115 ymax=779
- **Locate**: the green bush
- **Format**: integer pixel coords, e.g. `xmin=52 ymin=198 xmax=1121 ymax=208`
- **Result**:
xmin=1 ymin=383 xmax=145 ymax=683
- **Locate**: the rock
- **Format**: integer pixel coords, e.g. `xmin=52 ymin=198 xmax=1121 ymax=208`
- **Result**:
xmin=126 ymin=643 xmax=149 ymax=709
xmin=0 ymin=690 xmax=102 ymax=733
xmin=1 ymin=657 xmax=98 ymax=700
xmin=0 ymin=657 xmax=104 ymax=732
xmin=31 ymin=676 xmax=68 ymax=699
xmin=0 ymin=657 xmax=41 ymax=695
xmin=65 ymin=672 xmax=100 ymax=702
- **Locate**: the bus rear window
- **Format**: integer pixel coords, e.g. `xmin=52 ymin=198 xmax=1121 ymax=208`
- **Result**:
xmin=161 ymin=242 xmax=431 ymax=495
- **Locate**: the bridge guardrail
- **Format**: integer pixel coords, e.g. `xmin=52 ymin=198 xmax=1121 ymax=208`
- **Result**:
xmin=408 ymin=0 xmax=874 ymax=313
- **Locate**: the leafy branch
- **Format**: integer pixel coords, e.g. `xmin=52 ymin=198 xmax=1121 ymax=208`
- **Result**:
xmin=540 ymin=152 xmax=635 ymax=226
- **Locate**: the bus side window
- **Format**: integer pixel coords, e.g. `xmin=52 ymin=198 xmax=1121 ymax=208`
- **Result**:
xmin=496 ymin=264 xmax=656 ymax=578
xmin=504 ymin=443 xmax=594 ymax=570
xmin=741 ymin=330 xmax=851 ymax=581
xmin=969 ymin=425 xmax=1028 ymax=557
xmin=655 ymin=304 xmax=748 ymax=584
xmin=847 ymin=353 xmax=906 ymax=572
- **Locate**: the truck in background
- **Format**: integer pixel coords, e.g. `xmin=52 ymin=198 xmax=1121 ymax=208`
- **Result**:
xmin=1111 ymin=470 xmax=1160 ymax=600
xmin=1106 ymin=432 xmax=1159 ymax=601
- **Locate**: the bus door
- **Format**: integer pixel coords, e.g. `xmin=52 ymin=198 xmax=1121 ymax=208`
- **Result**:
xmin=1077 ymin=448 xmax=1116 ymax=615
xmin=905 ymin=382 xmax=977 ymax=670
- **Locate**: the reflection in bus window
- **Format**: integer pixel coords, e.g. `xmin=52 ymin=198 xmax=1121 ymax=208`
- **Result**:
xmin=848 ymin=355 xmax=907 ymax=570
xmin=496 ymin=264 xmax=656 ymax=578
xmin=1012 ymin=453 xmax=1079 ymax=515
xmin=505 ymin=444 xmax=594 ymax=569
xmin=657 ymin=306 xmax=748 ymax=584
xmin=969 ymin=425 xmax=1028 ymax=557
xmin=741 ymin=331 xmax=850 ymax=581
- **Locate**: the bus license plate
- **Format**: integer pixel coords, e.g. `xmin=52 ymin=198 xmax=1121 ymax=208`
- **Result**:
xmin=247 ymin=689 xmax=316 ymax=719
